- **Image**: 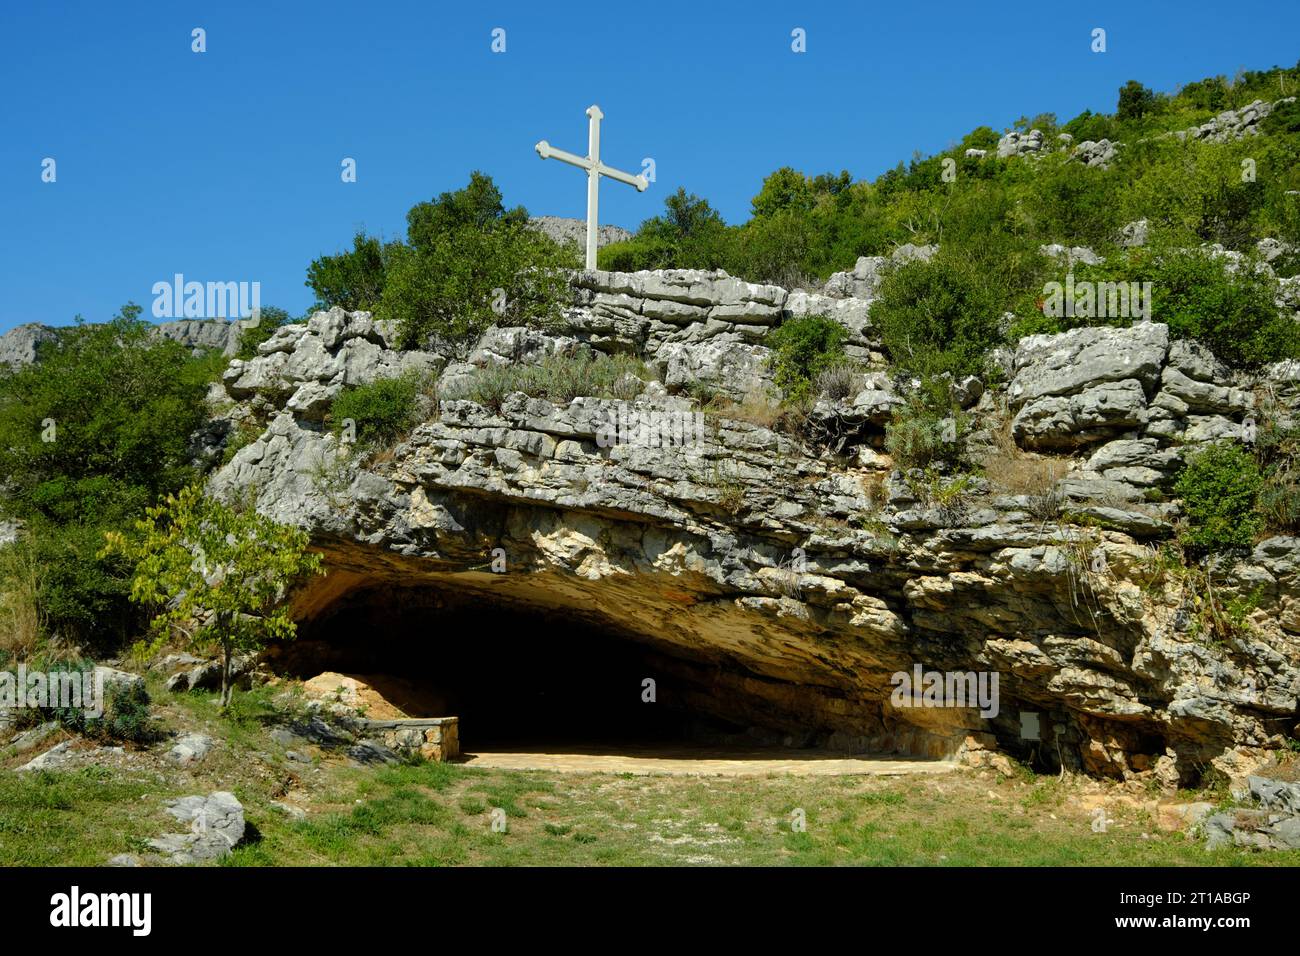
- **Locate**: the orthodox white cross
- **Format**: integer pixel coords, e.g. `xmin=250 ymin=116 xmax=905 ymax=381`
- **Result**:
xmin=535 ymin=105 xmax=648 ymax=270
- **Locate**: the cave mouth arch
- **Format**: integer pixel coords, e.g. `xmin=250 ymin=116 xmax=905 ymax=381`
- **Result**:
xmin=274 ymin=582 xmax=807 ymax=755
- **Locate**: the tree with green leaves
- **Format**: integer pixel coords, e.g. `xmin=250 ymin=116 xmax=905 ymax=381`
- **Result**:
xmin=1117 ymin=80 xmax=1158 ymax=121
xmin=102 ymin=486 xmax=324 ymax=708
xmin=306 ymin=233 xmax=396 ymax=313
xmin=0 ymin=305 xmax=220 ymax=647
xmin=751 ymin=167 xmax=815 ymax=219
xmin=305 ymin=172 xmax=577 ymax=350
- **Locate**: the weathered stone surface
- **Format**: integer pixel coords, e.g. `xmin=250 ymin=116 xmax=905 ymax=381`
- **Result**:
xmin=655 ymin=337 xmax=775 ymax=400
xmin=1072 ymin=139 xmax=1118 ymax=169
xmin=147 ymin=792 xmax=246 ymax=864
xmin=1012 ymin=379 xmax=1148 ymax=449
xmin=1009 ymin=323 xmax=1169 ymax=404
xmin=821 ymin=243 xmax=936 ymax=300
xmin=997 ymin=129 xmax=1044 ymax=158
xmin=17 ymin=741 xmax=74 ymax=772
xmin=526 ymin=215 xmax=631 ymax=249
xmin=0 ymin=323 xmax=60 ymax=368
xmin=1173 ymin=97 xmax=1294 ymax=144
xmin=167 ymin=733 xmax=215 ymax=764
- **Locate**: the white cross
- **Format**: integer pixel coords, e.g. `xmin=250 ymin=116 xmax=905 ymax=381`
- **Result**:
xmin=535 ymin=105 xmax=648 ymax=270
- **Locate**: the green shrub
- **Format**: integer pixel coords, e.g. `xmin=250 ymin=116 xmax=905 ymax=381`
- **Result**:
xmin=728 ymin=210 xmax=817 ymax=289
xmin=1036 ymin=248 xmax=1297 ymax=367
xmin=307 ymin=173 xmax=579 ymax=350
xmin=306 ymin=232 xmax=395 ymax=313
xmin=29 ymin=661 xmax=157 ymax=744
xmin=765 ymin=315 xmax=847 ymax=402
xmin=330 ymin=374 xmax=427 ymax=446
xmin=1061 ymin=109 xmax=1119 ymax=144
xmin=884 ymin=382 xmax=967 ymax=471
xmin=1174 ymin=443 xmax=1263 ymax=553
xmin=382 ymin=223 xmax=577 ymax=350
xmin=598 ymin=234 xmax=682 ymax=272
xmin=872 ymin=253 xmax=1005 ymax=378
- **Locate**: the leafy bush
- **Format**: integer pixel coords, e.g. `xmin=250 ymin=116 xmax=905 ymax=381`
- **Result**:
xmin=330 ymin=374 xmax=428 ymax=446
xmin=306 ymin=173 xmax=579 ymax=351
xmin=872 ymin=253 xmax=1005 ymax=378
xmin=21 ymin=660 xmax=157 ymax=744
xmin=765 ymin=315 xmax=847 ymax=402
xmin=1148 ymin=251 xmax=1297 ymax=366
xmin=102 ymin=485 xmax=325 ymax=708
xmin=1032 ymin=247 xmax=1297 ymax=366
xmin=381 ymin=224 xmax=576 ymax=349
xmin=1117 ymin=80 xmax=1158 ymax=122
xmin=1174 ymin=443 xmax=1263 ymax=553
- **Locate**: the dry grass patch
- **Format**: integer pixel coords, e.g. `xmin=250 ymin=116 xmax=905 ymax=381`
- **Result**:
xmin=978 ymin=402 xmax=1071 ymax=510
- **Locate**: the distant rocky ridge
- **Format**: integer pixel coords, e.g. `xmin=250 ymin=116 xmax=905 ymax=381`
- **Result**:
xmin=526 ymin=215 xmax=633 ymax=249
xmin=0 ymin=318 xmax=241 ymax=369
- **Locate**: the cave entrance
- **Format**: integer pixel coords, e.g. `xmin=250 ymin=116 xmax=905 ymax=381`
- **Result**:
xmin=278 ymin=585 xmax=760 ymax=756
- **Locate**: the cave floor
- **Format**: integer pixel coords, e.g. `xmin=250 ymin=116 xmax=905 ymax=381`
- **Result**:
xmin=460 ymin=745 xmax=959 ymax=776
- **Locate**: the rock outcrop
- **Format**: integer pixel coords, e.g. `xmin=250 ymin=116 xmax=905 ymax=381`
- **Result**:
xmin=1173 ymin=97 xmax=1295 ymax=144
xmin=207 ymin=270 xmax=1300 ymax=787
xmin=0 ymin=323 xmax=60 ymax=368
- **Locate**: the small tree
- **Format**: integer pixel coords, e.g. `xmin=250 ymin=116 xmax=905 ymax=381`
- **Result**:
xmin=1117 ymin=80 xmax=1157 ymax=122
xmin=102 ymin=486 xmax=324 ymax=708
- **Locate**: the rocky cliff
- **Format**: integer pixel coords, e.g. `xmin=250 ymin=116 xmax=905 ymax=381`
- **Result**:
xmin=206 ymin=263 xmax=1300 ymax=786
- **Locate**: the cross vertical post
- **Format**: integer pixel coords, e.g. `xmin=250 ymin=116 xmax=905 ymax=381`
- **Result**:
xmin=535 ymin=104 xmax=649 ymax=270
xmin=586 ymin=106 xmax=602 ymax=274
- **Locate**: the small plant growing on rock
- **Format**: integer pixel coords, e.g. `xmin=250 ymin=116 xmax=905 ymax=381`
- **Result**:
xmin=1174 ymin=442 xmax=1262 ymax=554
xmin=812 ymin=362 xmax=860 ymax=401
xmin=884 ymin=379 xmax=969 ymax=472
xmin=330 ymin=372 xmax=430 ymax=448
xmin=102 ymin=485 xmax=325 ymax=709
xmin=765 ymin=314 xmax=847 ymax=403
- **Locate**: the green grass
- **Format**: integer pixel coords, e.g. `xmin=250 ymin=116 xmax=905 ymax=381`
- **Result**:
xmin=0 ymin=767 xmax=157 ymax=865
xmin=5 ymin=684 xmax=1299 ymax=867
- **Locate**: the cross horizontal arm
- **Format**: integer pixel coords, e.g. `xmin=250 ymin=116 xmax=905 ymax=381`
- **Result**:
xmin=597 ymin=162 xmax=649 ymax=192
xmin=534 ymin=140 xmax=592 ymax=170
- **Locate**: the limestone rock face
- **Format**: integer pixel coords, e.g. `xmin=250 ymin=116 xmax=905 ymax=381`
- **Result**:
xmin=147 ymin=792 xmax=246 ymax=864
xmin=208 ymin=280 xmax=1300 ymax=786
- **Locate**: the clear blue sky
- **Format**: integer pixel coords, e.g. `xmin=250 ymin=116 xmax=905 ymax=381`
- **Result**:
xmin=1 ymin=0 xmax=1297 ymax=332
